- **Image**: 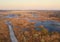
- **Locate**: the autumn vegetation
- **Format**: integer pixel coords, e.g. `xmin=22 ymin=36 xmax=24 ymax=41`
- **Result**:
xmin=0 ymin=10 xmax=60 ymax=42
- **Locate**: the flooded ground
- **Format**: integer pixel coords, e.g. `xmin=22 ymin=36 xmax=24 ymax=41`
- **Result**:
xmin=0 ymin=11 xmax=60 ymax=42
xmin=2 ymin=14 xmax=60 ymax=32
xmin=3 ymin=14 xmax=60 ymax=32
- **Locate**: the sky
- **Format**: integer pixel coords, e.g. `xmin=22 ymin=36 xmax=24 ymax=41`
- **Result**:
xmin=0 ymin=0 xmax=60 ymax=10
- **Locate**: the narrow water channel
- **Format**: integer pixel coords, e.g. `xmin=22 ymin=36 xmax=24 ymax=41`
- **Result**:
xmin=5 ymin=21 xmax=18 ymax=42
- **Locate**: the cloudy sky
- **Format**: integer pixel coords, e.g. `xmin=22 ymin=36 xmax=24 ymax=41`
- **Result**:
xmin=0 ymin=0 xmax=60 ymax=10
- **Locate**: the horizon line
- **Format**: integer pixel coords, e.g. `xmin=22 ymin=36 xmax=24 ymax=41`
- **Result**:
xmin=0 ymin=9 xmax=60 ymax=11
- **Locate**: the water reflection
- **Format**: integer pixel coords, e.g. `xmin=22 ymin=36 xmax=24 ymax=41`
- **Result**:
xmin=4 ymin=14 xmax=20 ymax=18
xmin=30 ymin=20 xmax=60 ymax=32
xmin=3 ymin=14 xmax=60 ymax=32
